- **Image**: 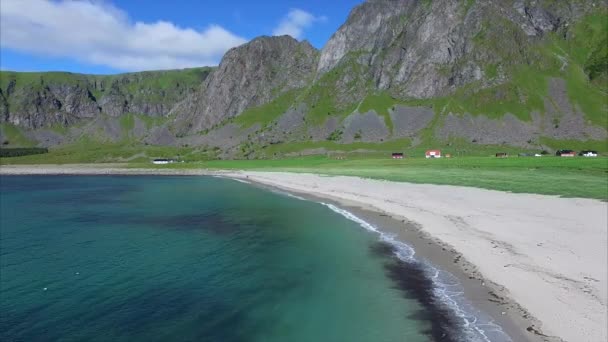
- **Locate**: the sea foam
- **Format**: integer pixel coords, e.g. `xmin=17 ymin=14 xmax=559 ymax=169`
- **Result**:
xmin=214 ymin=175 xmax=251 ymax=184
xmin=320 ymin=202 xmax=512 ymax=342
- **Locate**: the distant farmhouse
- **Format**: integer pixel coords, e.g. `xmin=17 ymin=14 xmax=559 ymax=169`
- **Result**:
xmin=555 ymin=150 xmax=576 ymax=157
xmin=518 ymin=153 xmax=544 ymax=157
xmin=579 ymin=150 xmax=598 ymax=157
xmin=425 ymin=150 xmax=441 ymax=158
xmin=152 ymin=158 xmax=175 ymax=165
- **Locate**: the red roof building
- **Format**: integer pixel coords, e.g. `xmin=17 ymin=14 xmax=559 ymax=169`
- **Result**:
xmin=425 ymin=150 xmax=441 ymax=158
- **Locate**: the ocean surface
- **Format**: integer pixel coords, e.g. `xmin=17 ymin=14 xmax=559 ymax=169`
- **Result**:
xmin=0 ymin=176 xmax=510 ymax=342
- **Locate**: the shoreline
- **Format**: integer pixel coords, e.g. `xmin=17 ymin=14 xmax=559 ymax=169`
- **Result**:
xmin=3 ymin=165 xmax=607 ymax=341
xmin=226 ymin=172 xmax=607 ymax=342
xmin=236 ymin=177 xmax=540 ymax=342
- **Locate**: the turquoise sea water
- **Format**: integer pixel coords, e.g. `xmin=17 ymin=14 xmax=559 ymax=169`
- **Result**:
xmin=0 ymin=176 xmax=508 ymax=341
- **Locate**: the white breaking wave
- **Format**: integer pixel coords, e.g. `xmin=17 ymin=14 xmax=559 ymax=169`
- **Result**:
xmin=270 ymin=189 xmax=307 ymax=201
xmin=322 ymin=203 xmax=416 ymax=260
xmin=212 ymin=175 xmax=251 ymax=184
xmin=320 ymin=202 xmax=512 ymax=342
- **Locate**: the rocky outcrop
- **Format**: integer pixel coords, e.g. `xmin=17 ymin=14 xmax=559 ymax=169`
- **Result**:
xmin=390 ymin=106 xmax=435 ymax=138
xmin=317 ymin=0 xmax=597 ymax=99
xmin=437 ymin=112 xmax=539 ymax=147
xmin=0 ymin=89 xmax=10 ymax=122
xmin=7 ymin=84 xmax=78 ymax=128
xmin=308 ymin=117 xmax=339 ymax=142
xmin=341 ymin=111 xmax=389 ymax=143
xmin=171 ymin=36 xmax=318 ymax=133
xmin=0 ymin=68 xmax=211 ymax=129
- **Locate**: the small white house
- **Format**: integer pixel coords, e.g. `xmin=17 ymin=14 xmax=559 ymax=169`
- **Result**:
xmin=152 ymin=159 xmax=175 ymax=165
xmin=580 ymin=151 xmax=598 ymax=157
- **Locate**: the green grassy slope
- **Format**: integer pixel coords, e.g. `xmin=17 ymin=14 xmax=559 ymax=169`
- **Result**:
xmin=0 ymin=140 xmax=214 ymax=164
xmin=0 ymin=123 xmax=36 ymax=147
xmin=0 ymin=68 xmax=211 ymax=95
xmin=102 ymin=68 xmax=212 ymax=104
xmin=233 ymin=89 xmax=301 ymax=128
xmin=358 ymin=93 xmax=395 ymax=132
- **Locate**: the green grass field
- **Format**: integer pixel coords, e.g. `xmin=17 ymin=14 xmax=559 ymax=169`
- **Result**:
xmin=124 ymin=155 xmax=608 ymax=200
xmin=2 ymin=144 xmax=606 ymax=199
xmin=0 ymin=142 xmax=200 ymax=164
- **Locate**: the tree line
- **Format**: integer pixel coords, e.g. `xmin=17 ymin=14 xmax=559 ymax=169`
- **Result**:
xmin=0 ymin=147 xmax=48 ymax=158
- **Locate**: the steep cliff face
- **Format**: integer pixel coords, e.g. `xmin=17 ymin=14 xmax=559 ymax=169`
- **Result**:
xmin=170 ymin=36 xmax=319 ymax=133
xmin=0 ymin=90 xmax=8 ymax=122
xmin=317 ymin=0 xmax=598 ymax=100
xmin=0 ymin=68 xmax=211 ymax=129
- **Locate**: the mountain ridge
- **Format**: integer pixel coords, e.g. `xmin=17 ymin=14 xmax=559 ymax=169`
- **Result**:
xmin=1 ymin=0 xmax=606 ymax=159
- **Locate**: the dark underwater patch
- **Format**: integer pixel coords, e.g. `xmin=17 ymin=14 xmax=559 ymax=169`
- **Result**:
xmin=140 ymin=212 xmax=241 ymax=235
xmin=51 ymin=185 xmax=135 ymax=205
xmin=371 ymin=241 xmax=462 ymax=342
xmin=369 ymin=240 xmax=398 ymax=257
xmin=0 ymin=286 xmax=252 ymax=342
xmin=70 ymin=210 xmax=241 ymax=236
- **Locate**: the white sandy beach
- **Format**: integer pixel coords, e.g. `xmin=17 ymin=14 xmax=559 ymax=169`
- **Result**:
xmin=228 ymin=171 xmax=608 ymax=342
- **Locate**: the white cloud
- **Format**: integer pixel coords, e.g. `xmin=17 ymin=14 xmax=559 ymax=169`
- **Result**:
xmin=0 ymin=0 xmax=248 ymax=71
xmin=272 ymin=9 xmax=326 ymax=40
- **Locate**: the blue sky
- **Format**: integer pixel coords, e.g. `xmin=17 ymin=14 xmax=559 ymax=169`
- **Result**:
xmin=0 ymin=0 xmax=362 ymax=74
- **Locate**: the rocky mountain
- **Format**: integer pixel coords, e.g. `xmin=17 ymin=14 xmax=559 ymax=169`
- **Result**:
xmin=170 ymin=36 xmax=319 ymax=134
xmin=318 ymin=0 xmax=597 ymax=99
xmin=0 ymin=68 xmax=211 ymax=129
xmin=1 ymin=0 xmax=606 ymax=159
